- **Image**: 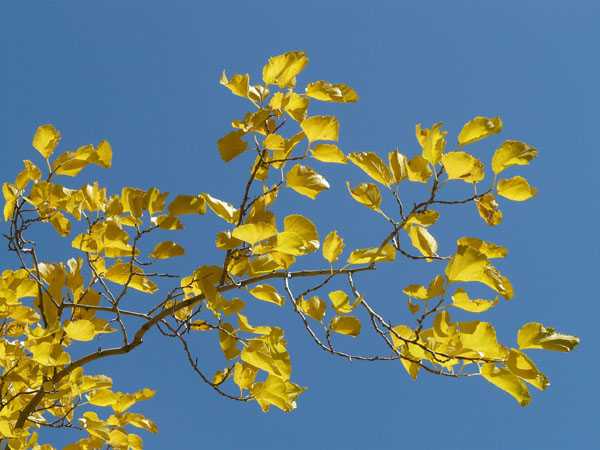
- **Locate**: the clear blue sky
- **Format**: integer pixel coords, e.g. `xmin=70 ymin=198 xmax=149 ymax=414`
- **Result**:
xmin=1 ymin=1 xmax=598 ymax=449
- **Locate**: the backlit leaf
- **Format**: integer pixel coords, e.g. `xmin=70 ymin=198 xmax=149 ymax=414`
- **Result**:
xmin=407 ymin=225 xmax=438 ymax=258
xmin=322 ymin=230 xmax=344 ymax=263
xmin=507 ymin=348 xmax=549 ymax=390
xmin=262 ymin=51 xmax=308 ymax=88
xmin=330 ymin=316 xmax=361 ymax=336
xmin=220 ymin=71 xmax=249 ymax=98
xmin=298 ymin=296 xmax=326 ymax=321
xmin=497 ymin=176 xmax=537 ymax=201
xmin=311 ymin=144 xmax=347 ymax=164
xmin=150 ymin=241 xmax=185 ymax=259
xmin=168 ymin=195 xmax=206 ymax=215
xmin=451 ymin=288 xmax=498 ymax=313
xmin=286 ymin=164 xmax=330 ymax=199
xmin=218 ymin=130 xmax=247 ymax=162
xmin=347 ymin=243 xmax=396 ymax=264
xmin=416 ymin=123 xmax=446 ymax=164
xmin=300 ymin=116 xmax=339 ymax=142
xmin=475 ymin=193 xmax=503 ymax=226
xmin=232 ymin=222 xmax=277 ymax=245
xmin=347 ymin=182 xmax=381 ymax=211
xmin=480 ymin=363 xmax=531 ymax=406
xmin=348 ymin=152 xmax=394 ymax=186
xmin=517 ymin=322 xmax=580 ymax=352
xmin=406 ymin=155 xmax=432 ymax=183
xmin=249 ymin=284 xmax=284 ymax=306
xmin=388 ymin=151 xmax=408 ymax=183
xmin=458 ymin=116 xmax=502 ymax=146
xmin=32 ymin=124 xmax=61 ymax=158
xmin=441 ymin=151 xmax=485 ymax=183
xmin=204 ymin=193 xmax=239 ymax=223
xmin=305 ymin=80 xmax=358 ymax=103
xmin=492 ymin=140 xmax=538 ymax=175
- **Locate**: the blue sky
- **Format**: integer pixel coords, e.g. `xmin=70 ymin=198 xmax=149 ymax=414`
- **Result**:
xmin=1 ymin=1 xmax=598 ymax=449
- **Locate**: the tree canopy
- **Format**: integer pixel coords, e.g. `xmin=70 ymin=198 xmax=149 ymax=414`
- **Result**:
xmin=0 ymin=50 xmax=579 ymax=449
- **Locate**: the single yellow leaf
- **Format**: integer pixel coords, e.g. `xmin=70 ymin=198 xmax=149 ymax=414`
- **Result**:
xmin=451 ymin=288 xmax=498 ymax=313
xmin=104 ymin=262 xmax=158 ymax=294
xmin=298 ymin=295 xmax=326 ymax=321
xmin=330 ymin=316 xmax=361 ymax=336
xmin=3 ymin=183 xmax=18 ymax=221
xmin=441 ymin=151 xmax=485 ymax=183
xmin=251 ymin=374 xmax=304 ymax=412
xmin=507 ymin=348 xmax=549 ymax=390
xmin=218 ymin=130 xmax=247 ymax=162
xmin=311 ymin=143 xmax=347 ymax=163
xmin=457 ymin=237 xmax=507 ymax=259
xmin=150 ymin=241 xmax=185 ymax=259
xmin=300 ymin=116 xmax=339 ymax=142
xmin=249 ymin=284 xmax=284 ymax=306
xmin=328 ymin=290 xmax=361 ymax=314
xmin=262 ymin=51 xmax=308 ymax=88
xmin=305 ymin=80 xmax=358 ymax=103
xmin=497 ymin=176 xmax=537 ymax=201
xmin=403 ymin=275 xmax=445 ymax=300
xmin=407 ymin=225 xmax=438 ymax=258
xmin=286 ymin=164 xmax=330 ymax=199
xmin=322 ymin=230 xmax=345 ymax=263
xmin=32 ymin=124 xmax=61 ymax=158
xmin=492 ymin=140 xmax=538 ymax=175
xmin=348 ymin=152 xmax=394 ymax=186
xmin=232 ymin=222 xmax=277 ymax=245
xmin=346 ymin=181 xmax=381 ymax=211
xmin=203 ymin=193 xmax=239 ymax=223
xmin=517 ymin=322 xmax=579 ymax=352
xmin=233 ymin=361 xmax=258 ymax=391
xmin=64 ymin=319 xmax=97 ymax=341
xmin=480 ymin=363 xmax=531 ymax=406
xmin=406 ymin=155 xmax=433 ymax=183
xmin=458 ymin=116 xmax=503 ymax=146
xmin=167 ymin=195 xmax=206 ymax=215
xmin=388 ymin=151 xmax=408 ymax=183
xmin=220 ymin=71 xmax=249 ymax=98
xmin=347 ymin=242 xmax=396 ymax=264
xmin=416 ymin=123 xmax=447 ymax=164
xmin=475 ymin=193 xmax=503 ymax=226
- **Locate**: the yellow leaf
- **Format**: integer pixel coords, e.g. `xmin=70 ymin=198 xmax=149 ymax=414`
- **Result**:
xmin=120 ymin=412 xmax=158 ymax=433
xmin=203 ymin=193 xmax=239 ymax=223
xmin=458 ymin=116 xmax=503 ymax=146
xmin=330 ymin=316 xmax=361 ymax=336
xmin=51 ymin=142 xmax=112 ymax=176
xmin=441 ymin=151 xmax=485 ymax=183
xmin=29 ymin=342 xmax=71 ymax=366
xmin=215 ymin=230 xmax=243 ymax=250
xmin=457 ymin=237 xmax=507 ymax=259
xmin=241 ymin=334 xmax=291 ymax=380
xmin=262 ymin=51 xmax=308 ymax=88
xmin=492 ymin=140 xmax=538 ymax=175
xmin=298 ymin=295 xmax=326 ymax=321
xmin=403 ymin=275 xmax=445 ymax=300
xmin=328 ymin=290 xmax=361 ymax=314
xmin=403 ymin=210 xmax=439 ymax=229
xmin=517 ymin=322 xmax=580 ymax=352
xmin=152 ymin=215 xmax=184 ymax=230
xmin=284 ymin=214 xmax=319 ymax=244
xmin=407 ymin=300 xmax=420 ymax=315
xmin=3 ymin=182 xmax=18 ymax=221
xmin=218 ymin=130 xmax=247 ymax=162
xmin=249 ymin=284 xmax=284 ymax=306
xmin=251 ymin=374 xmax=304 ymax=412
xmin=347 ymin=152 xmax=394 ymax=186
xmin=451 ymin=288 xmax=498 ymax=313
xmin=322 ymin=230 xmax=344 ymax=263
xmin=497 ymin=176 xmax=537 ymax=201
xmin=347 ymin=181 xmax=381 ymax=211
xmin=50 ymin=211 xmax=71 ymax=236
xmin=213 ymin=368 xmax=231 ymax=385
xmin=305 ymin=80 xmax=358 ymax=103
xmin=238 ymin=313 xmax=272 ymax=335
xmin=219 ymin=322 xmax=240 ymax=360
xmin=286 ymin=164 xmax=330 ymax=199
xmin=480 ymin=363 xmax=531 ymax=406
xmin=445 ymin=245 xmax=513 ymax=299
xmin=475 ymin=193 xmax=503 ymax=226
xmin=388 ymin=151 xmax=408 ymax=183
xmin=232 ymin=222 xmax=277 ymax=245
xmin=407 ymin=225 xmax=438 ymax=258
xmin=406 ymin=155 xmax=433 ymax=183
xmin=300 ymin=116 xmax=339 ymax=142
xmin=347 ymin=242 xmax=396 ymax=264
xmin=15 ymin=160 xmax=42 ymax=189
xmin=507 ymin=348 xmax=549 ymax=390
xmin=32 ymin=124 xmax=61 ymax=158
xmin=310 ymin=143 xmax=347 ymax=164
xmin=233 ymin=361 xmax=258 ymax=391
xmin=104 ymin=262 xmax=158 ymax=294
xmin=283 ymin=92 xmax=309 ymax=122
xmin=416 ymin=123 xmax=447 ymax=164
xmin=150 ymin=241 xmax=185 ymax=259
xmin=64 ymin=319 xmax=97 ymax=341
xmin=167 ymin=194 xmax=206 ymax=216
xmin=220 ymin=71 xmax=249 ymax=98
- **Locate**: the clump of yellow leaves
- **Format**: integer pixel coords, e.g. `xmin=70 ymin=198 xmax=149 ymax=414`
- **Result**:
xmin=0 ymin=50 xmax=580 ymax=449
